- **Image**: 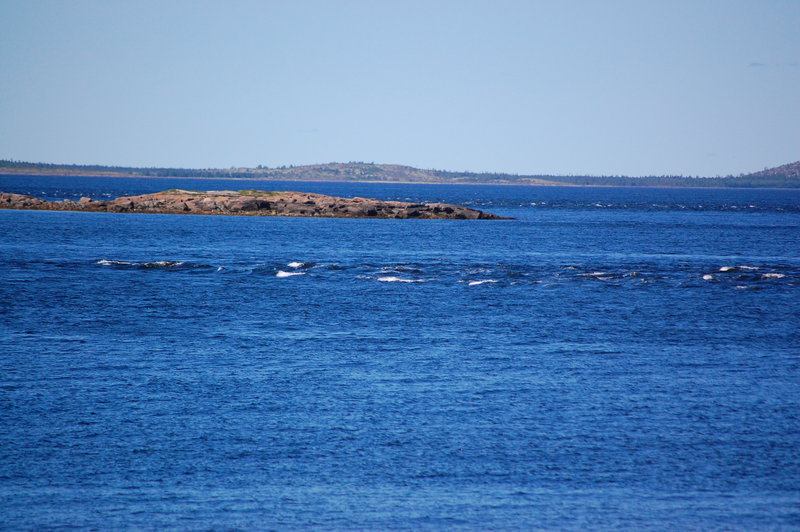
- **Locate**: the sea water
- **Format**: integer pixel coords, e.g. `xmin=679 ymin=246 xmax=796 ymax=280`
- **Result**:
xmin=1 ymin=176 xmax=799 ymax=530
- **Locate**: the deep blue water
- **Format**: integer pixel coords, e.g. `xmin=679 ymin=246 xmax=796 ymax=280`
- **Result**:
xmin=1 ymin=176 xmax=799 ymax=530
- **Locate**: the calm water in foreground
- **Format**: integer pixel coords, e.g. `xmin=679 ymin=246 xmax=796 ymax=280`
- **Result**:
xmin=1 ymin=176 xmax=799 ymax=530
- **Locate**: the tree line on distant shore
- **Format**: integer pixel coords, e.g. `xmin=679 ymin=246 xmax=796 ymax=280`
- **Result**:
xmin=1 ymin=159 xmax=798 ymax=188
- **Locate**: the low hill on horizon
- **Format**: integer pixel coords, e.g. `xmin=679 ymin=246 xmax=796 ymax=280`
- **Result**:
xmin=745 ymin=161 xmax=800 ymax=180
xmin=1 ymin=159 xmax=799 ymax=188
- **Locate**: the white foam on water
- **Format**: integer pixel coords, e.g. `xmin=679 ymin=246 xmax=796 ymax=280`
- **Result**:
xmin=702 ymin=274 xmax=715 ymax=281
xmin=761 ymin=273 xmax=786 ymax=279
xmin=276 ymin=270 xmax=305 ymax=278
xmin=98 ymin=259 xmax=193 ymax=269
xmin=287 ymin=261 xmax=304 ymax=269
xmin=145 ymin=261 xmax=184 ymax=268
xmin=377 ymin=276 xmax=424 ymax=283
xmin=739 ymin=265 xmax=760 ymax=270
xmin=468 ymin=280 xmax=498 ymax=286
xmin=719 ymin=266 xmax=737 ymax=272
xmin=580 ymin=272 xmax=607 ymax=277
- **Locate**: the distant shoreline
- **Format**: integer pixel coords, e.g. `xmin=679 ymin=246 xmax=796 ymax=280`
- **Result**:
xmin=0 ymin=171 xmax=579 ymax=186
xmin=1 ymin=158 xmax=798 ymax=188
xmin=3 ymin=172 xmax=799 ymax=191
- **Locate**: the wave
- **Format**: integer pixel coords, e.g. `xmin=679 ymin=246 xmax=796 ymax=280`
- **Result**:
xmin=472 ymin=199 xmax=800 ymax=213
xmin=467 ymin=279 xmax=498 ymax=286
xmin=97 ymin=259 xmax=136 ymax=266
xmin=718 ymin=266 xmax=749 ymax=273
xmin=92 ymin=259 xmax=796 ymax=289
xmin=97 ymin=259 xmax=185 ymax=268
xmin=141 ymin=260 xmax=185 ymax=268
xmin=287 ymin=261 xmax=316 ymax=269
xmin=380 ymin=265 xmax=424 ymax=274
xmin=276 ymin=270 xmax=305 ymax=278
xmin=96 ymin=259 xmax=211 ymax=270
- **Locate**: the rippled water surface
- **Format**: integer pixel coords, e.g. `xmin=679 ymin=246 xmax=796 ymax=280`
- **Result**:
xmin=1 ymin=177 xmax=799 ymax=530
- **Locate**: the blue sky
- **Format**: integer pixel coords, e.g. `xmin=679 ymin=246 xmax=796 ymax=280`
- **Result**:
xmin=1 ymin=0 xmax=798 ymax=176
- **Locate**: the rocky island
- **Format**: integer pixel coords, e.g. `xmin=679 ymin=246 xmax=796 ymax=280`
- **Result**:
xmin=0 ymin=189 xmax=509 ymax=220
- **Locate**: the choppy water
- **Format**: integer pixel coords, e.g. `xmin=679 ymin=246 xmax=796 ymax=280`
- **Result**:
xmin=1 ymin=176 xmax=799 ymax=530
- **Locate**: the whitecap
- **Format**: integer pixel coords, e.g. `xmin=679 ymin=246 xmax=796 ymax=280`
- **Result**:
xmin=287 ymin=261 xmax=316 ymax=269
xmin=580 ymin=272 xmax=607 ymax=277
xmin=97 ymin=259 xmax=133 ymax=266
xmin=739 ymin=265 xmax=760 ymax=270
xmin=702 ymin=274 xmax=715 ymax=281
xmin=719 ymin=266 xmax=737 ymax=272
xmin=761 ymin=273 xmax=786 ymax=279
xmin=276 ymin=270 xmax=305 ymax=278
xmin=142 ymin=261 xmax=185 ymax=268
xmin=377 ymin=276 xmax=424 ymax=283
xmin=467 ymin=280 xmax=498 ymax=286
xmin=98 ymin=259 xmax=199 ymax=269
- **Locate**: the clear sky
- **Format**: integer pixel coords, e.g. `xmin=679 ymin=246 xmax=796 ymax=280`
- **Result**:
xmin=1 ymin=0 xmax=798 ymax=176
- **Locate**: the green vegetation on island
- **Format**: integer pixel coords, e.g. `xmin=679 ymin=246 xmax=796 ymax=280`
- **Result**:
xmin=1 ymin=159 xmax=799 ymax=188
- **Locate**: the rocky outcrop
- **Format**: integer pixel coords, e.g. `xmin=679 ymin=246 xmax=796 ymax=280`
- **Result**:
xmin=0 ymin=189 xmax=509 ymax=220
xmin=0 ymin=193 xmax=50 ymax=210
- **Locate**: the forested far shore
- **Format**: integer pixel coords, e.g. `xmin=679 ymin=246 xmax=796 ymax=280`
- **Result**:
xmin=2 ymin=159 xmax=799 ymax=188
